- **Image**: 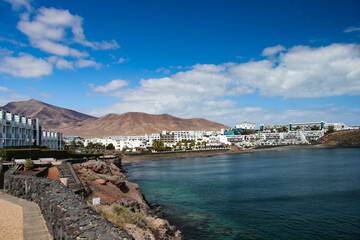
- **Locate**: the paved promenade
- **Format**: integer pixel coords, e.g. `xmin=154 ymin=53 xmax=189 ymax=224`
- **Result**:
xmin=0 ymin=192 xmax=52 ymax=240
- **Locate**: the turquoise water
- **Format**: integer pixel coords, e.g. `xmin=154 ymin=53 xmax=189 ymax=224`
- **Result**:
xmin=127 ymin=148 xmax=360 ymax=239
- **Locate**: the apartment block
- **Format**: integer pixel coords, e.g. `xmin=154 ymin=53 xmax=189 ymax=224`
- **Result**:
xmin=0 ymin=109 xmax=62 ymax=150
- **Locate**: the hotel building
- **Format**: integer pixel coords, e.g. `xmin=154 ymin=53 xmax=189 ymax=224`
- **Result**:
xmin=0 ymin=109 xmax=62 ymax=149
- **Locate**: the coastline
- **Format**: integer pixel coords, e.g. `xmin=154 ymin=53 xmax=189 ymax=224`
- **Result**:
xmin=121 ymin=143 xmax=359 ymax=239
xmin=121 ymin=144 xmax=335 ymax=164
xmin=123 ymin=147 xmax=360 ymax=240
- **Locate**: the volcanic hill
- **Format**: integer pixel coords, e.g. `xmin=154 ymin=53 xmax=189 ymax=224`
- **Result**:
xmin=1 ymin=99 xmax=229 ymax=137
xmin=318 ymin=129 xmax=360 ymax=147
xmin=1 ymin=99 xmax=95 ymax=130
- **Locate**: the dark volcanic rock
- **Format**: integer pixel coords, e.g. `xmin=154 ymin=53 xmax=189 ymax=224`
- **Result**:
xmin=4 ymin=168 xmax=132 ymax=240
xmin=76 ymin=160 xmax=182 ymax=240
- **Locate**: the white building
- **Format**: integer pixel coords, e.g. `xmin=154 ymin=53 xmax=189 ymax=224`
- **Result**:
xmin=326 ymin=123 xmax=349 ymax=131
xmin=235 ymin=121 xmax=256 ymax=130
xmin=62 ymin=136 xmax=84 ymax=145
xmin=172 ymin=131 xmax=203 ymax=143
xmin=41 ymin=131 xmax=62 ymax=150
xmin=84 ymin=138 xmax=114 ymax=147
xmin=0 ymin=109 xmax=62 ymax=149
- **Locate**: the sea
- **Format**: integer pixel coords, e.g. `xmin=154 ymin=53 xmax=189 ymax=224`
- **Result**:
xmin=126 ymin=148 xmax=360 ymax=240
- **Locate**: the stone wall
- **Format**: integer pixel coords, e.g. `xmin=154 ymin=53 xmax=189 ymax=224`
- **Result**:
xmin=4 ymin=169 xmax=132 ymax=240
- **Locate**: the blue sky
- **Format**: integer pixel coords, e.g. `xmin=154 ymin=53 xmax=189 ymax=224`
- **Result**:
xmin=0 ymin=0 xmax=360 ymax=127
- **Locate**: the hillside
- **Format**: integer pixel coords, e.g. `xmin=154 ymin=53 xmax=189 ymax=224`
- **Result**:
xmin=318 ymin=129 xmax=360 ymax=147
xmin=1 ymin=99 xmax=96 ymax=131
xmin=1 ymin=99 xmax=229 ymax=137
xmin=62 ymin=112 xmax=229 ymax=137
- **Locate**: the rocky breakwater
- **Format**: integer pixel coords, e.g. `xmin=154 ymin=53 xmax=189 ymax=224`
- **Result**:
xmin=4 ymin=168 xmax=132 ymax=240
xmin=75 ymin=160 xmax=182 ymax=240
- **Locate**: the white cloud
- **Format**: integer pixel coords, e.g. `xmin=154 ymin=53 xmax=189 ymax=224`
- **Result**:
xmin=0 ymin=93 xmax=30 ymax=106
xmin=28 ymin=87 xmax=52 ymax=99
xmin=0 ymin=47 xmax=14 ymax=56
xmin=56 ymin=58 xmax=73 ymax=70
xmin=86 ymin=43 xmax=360 ymax=125
xmin=261 ymin=44 xmax=286 ymax=56
xmin=5 ymin=3 xmax=120 ymax=74
xmin=11 ymin=6 xmax=119 ymax=69
xmin=87 ymin=40 xmax=120 ymax=50
xmin=155 ymin=67 xmax=171 ymax=74
xmin=118 ymin=57 xmax=128 ymax=64
xmin=87 ymin=63 xmax=254 ymax=118
xmin=0 ymin=37 xmax=27 ymax=47
xmin=76 ymin=59 xmax=101 ymax=69
xmin=25 ymin=7 xmax=119 ymax=50
xmin=231 ymin=43 xmax=360 ymax=98
xmin=90 ymin=80 xmax=128 ymax=93
xmin=47 ymin=56 xmax=74 ymax=70
xmin=0 ymin=86 xmax=11 ymax=92
xmin=16 ymin=8 xmax=91 ymax=58
xmin=0 ymin=53 xmax=52 ymax=78
xmin=344 ymin=26 xmax=360 ymax=33
xmin=4 ymin=0 xmax=32 ymax=12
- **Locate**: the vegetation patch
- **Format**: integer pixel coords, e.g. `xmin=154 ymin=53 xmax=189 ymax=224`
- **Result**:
xmin=0 ymin=148 xmax=103 ymax=161
xmin=24 ymin=158 xmax=34 ymax=170
xmin=81 ymin=172 xmax=95 ymax=181
xmin=94 ymin=203 xmax=155 ymax=235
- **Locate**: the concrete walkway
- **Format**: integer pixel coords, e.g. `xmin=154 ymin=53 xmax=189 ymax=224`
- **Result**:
xmin=0 ymin=192 xmax=52 ymax=240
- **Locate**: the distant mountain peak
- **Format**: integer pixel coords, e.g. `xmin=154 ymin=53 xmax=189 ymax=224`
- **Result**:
xmin=1 ymin=99 xmax=96 ymax=132
xmin=1 ymin=100 xmax=229 ymax=137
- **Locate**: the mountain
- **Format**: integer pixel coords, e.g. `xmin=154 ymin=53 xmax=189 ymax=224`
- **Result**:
xmin=1 ymin=99 xmax=96 ymax=131
xmin=1 ymin=99 xmax=229 ymax=137
xmin=66 ymin=112 xmax=229 ymax=137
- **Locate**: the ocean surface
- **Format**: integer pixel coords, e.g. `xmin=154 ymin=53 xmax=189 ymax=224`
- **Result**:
xmin=126 ymin=148 xmax=360 ymax=240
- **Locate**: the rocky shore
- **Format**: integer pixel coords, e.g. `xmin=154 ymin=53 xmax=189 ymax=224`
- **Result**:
xmin=67 ymin=130 xmax=359 ymax=239
xmin=122 ymin=130 xmax=360 ymax=164
xmin=73 ymin=159 xmax=182 ymax=240
xmin=121 ymin=144 xmax=332 ymax=164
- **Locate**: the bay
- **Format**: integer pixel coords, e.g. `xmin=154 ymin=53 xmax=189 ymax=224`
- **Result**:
xmin=127 ymin=148 xmax=360 ymax=240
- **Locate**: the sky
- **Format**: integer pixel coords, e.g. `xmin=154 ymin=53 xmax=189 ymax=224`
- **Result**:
xmin=0 ymin=0 xmax=360 ymax=127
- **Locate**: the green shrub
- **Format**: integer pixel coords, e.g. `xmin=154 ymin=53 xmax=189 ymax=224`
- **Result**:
xmin=69 ymin=152 xmax=103 ymax=159
xmin=1 ymin=148 xmax=103 ymax=161
xmin=10 ymin=162 xmax=22 ymax=171
xmin=81 ymin=172 xmax=95 ymax=181
xmin=93 ymin=203 xmax=154 ymax=234
xmin=24 ymin=158 xmax=34 ymax=170
xmin=2 ymin=149 xmax=42 ymax=160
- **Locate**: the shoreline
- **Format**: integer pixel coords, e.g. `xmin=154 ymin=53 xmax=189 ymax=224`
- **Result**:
xmin=121 ymin=143 xmax=358 ymax=239
xmin=121 ymin=144 xmax=336 ymax=164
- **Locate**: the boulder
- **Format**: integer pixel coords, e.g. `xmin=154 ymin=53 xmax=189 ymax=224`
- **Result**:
xmin=125 ymin=224 xmax=155 ymax=240
xmin=94 ymin=179 xmax=107 ymax=185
